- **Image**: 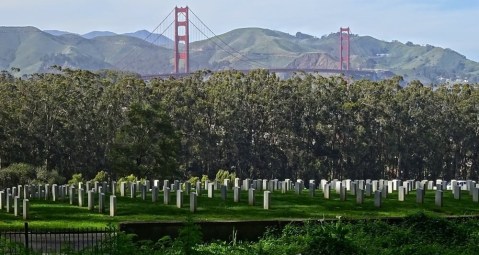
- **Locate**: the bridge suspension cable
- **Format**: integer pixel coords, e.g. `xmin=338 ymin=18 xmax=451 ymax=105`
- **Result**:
xmin=114 ymin=8 xmax=175 ymax=70
xmin=188 ymin=8 xmax=268 ymax=69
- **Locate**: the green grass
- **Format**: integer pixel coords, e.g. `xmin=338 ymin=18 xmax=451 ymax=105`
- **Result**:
xmin=1 ymin=188 xmax=478 ymax=229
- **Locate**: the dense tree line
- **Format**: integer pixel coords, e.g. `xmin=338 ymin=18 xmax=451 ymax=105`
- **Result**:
xmin=1 ymin=68 xmax=479 ymax=182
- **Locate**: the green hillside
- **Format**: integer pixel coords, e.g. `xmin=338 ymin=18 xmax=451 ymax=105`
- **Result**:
xmin=1 ymin=26 xmax=478 ymax=83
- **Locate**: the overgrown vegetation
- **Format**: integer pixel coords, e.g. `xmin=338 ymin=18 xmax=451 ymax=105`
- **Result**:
xmin=2 ymin=213 xmax=478 ymax=254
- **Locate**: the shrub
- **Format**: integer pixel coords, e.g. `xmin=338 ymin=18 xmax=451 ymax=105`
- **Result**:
xmin=92 ymin=170 xmax=109 ymax=182
xmin=201 ymin=175 xmax=209 ymax=183
xmin=172 ymin=218 xmax=203 ymax=255
xmin=0 ymin=163 xmax=36 ymax=189
xmin=215 ymin=169 xmax=236 ymax=184
xmin=118 ymin=174 xmax=138 ymax=183
xmin=187 ymin=176 xmax=199 ymax=184
xmin=68 ymin=173 xmax=86 ymax=185
xmin=34 ymin=166 xmax=66 ymax=185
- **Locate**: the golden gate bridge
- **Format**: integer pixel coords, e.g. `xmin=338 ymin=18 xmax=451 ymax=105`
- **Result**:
xmin=116 ymin=6 xmax=381 ymax=80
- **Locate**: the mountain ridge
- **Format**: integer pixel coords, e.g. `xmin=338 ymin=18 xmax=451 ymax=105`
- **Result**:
xmin=0 ymin=26 xmax=477 ymax=83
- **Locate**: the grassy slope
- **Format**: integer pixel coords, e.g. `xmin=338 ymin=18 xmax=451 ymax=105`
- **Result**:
xmin=190 ymin=28 xmax=315 ymax=69
xmin=91 ymin=35 xmax=173 ymax=74
xmin=1 ymin=188 xmax=478 ymax=228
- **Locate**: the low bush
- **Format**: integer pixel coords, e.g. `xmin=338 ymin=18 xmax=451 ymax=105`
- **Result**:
xmin=68 ymin=173 xmax=86 ymax=185
xmin=0 ymin=163 xmax=36 ymax=189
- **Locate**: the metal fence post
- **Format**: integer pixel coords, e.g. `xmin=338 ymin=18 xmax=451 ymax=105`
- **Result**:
xmin=24 ymin=222 xmax=29 ymax=254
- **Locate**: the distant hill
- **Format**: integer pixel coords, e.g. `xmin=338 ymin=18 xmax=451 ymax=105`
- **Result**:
xmin=2 ymin=26 xmax=479 ymax=83
xmin=123 ymin=30 xmax=173 ymax=48
xmin=44 ymin=30 xmax=76 ymax=36
xmin=81 ymin=31 xmax=117 ymax=39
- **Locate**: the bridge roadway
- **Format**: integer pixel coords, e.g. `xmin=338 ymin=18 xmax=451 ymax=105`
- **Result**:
xmin=141 ymin=68 xmax=378 ymax=80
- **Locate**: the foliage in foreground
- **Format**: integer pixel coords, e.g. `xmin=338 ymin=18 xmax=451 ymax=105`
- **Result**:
xmin=2 ymin=213 xmax=479 ymax=255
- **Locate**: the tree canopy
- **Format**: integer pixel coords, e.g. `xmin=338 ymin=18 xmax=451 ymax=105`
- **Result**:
xmin=1 ymin=69 xmax=479 ymax=182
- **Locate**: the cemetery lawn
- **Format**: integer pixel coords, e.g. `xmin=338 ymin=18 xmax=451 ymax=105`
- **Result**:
xmin=1 ymin=189 xmax=479 ymax=229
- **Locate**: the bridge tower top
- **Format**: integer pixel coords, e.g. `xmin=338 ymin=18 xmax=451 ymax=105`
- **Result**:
xmin=174 ymin=6 xmax=189 ymax=73
xmin=339 ymin=27 xmax=350 ymax=71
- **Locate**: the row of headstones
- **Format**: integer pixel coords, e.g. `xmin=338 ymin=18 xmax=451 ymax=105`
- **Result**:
xmin=2 ymin=178 xmax=477 ymax=217
xmin=119 ymin=179 xmax=273 ymax=210
xmin=71 ymin=177 xmax=479 ymax=212
xmin=2 ymin=178 xmax=476 ymax=202
xmin=0 ymin=188 xmax=30 ymax=220
xmin=115 ymin=177 xmax=478 ymax=210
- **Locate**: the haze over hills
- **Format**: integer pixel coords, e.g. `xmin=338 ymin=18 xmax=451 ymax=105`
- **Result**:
xmin=1 ymin=26 xmax=478 ymax=83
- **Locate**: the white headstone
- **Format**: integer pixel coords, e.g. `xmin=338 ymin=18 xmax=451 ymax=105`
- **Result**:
xmin=208 ymin=183 xmax=214 ymax=198
xmin=23 ymin=199 xmax=29 ymax=220
xmin=164 ymin=187 xmax=170 ymax=205
xmin=356 ymin=189 xmax=364 ymax=204
xmin=248 ymin=188 xmax=255 ymax=206
xmin=78 ymin=188 xmax=84 ymax=207
xmin=152 ymin=186 xmax=159 ymax=202
xmin=264 ymin=191 xmax=271 ymax=210
xmin=110 ymin=195 xmax=116 ymax=217
xmin=190 ymin=192 xmax=197 ymax=212
xmin=416 ymin=189 xmax=424 ymax=204
xmin=398 ymin=186 xmax=405 ymax=202
xmin=176 ymin=190 xmax=183 ymax=208
xmin=374 ymin=190 xmax=381 ymax=208
xmin=234 ymin=187 xmax=240 ymax=202
xmin=88 ymin=191 xmax=94 ymax=211
xmin=99 ymin=193 xmax=105 ymax=213
xmin=13 ymin=196 xmax=20 ymax=216
xmin=435 ymin=190 xmax=443 ymax=207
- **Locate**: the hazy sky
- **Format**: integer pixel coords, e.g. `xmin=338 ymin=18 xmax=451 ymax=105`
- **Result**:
xmin=2 ymin=0 xmax=478 ymax=61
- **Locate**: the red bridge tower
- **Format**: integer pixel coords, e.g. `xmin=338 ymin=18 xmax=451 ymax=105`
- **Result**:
xmin=174 ymin=7 xmax=190 ymax=73
xmin=339 ymin=27 xmax=350 ymax=71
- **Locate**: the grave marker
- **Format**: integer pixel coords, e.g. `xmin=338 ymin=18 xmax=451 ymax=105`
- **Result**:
xmin=78 ymin=188 xmax=84 ymax=207
xmin=14 ymin=196 xmax=19 ymax=216
xmin=435 ymin=190 xmax=443 ymax=207
xmin=340 ymin=186 xmax=347 ymax=201
xmin=88 ymin=191 xmax=94 ymax=211
xmin=69 ymin=186 xmax=76 ymax=205
xmin=164 ymin=188 xmax=170 ymax=205
xmin=152 ymin=186 xmax=159 ymax=202
xmin=196 ymin=181 xmax=201 ymax=196
xmin=120 ymin=182 xmax=126 ymax=197
xmin=110 ymin=195 xmax=116 ymax=217
xmin=23 ymin=199 xmax=29 ymax=220
xmin=416 ymin=189 xmax=424 ymax=204
xmin=398 ymin=186 xmax=405 ymax=202
xmin=234 ymin=187 xmax=240 ymax=202
xmin=99 ymin=193 xmax=105 ymax=213
xmin=6 ymin=193 xmax=12 ymax=213
xmin=264 ymin=191 xmax=271 ymax=210
xmin=374 ymin=190 xmax=381 ymax=208
xmin=248 ymin=188 xmax=255 ymax=206
xmin=454 ymin=185 xmax=461 ymax=200
xmin=365 ymin=183 xmax=372 ymax=197
xmin=111 ymin=181 xmax=116 ymax=195
xmin=324 ymin=184 xmax=330 ymax=199
xmin=473 ymin=187 xmax=479 ymax=203
xmin=221 ymin=185 xmax=227 ymax=200
xmin=208 ymin=183 xmax=214 ymax=198
xmin=190 ymin=192 xmax=197 ymax=212
xmin=0 ymin=191 xmax=4 ymax=210
xmin=356 ymin=189 xmax=364 ymax=204
xmin=177 ymin=190 xmax=183 ymax=208
xmin=141 ymin=185 xmax=147 ymax=200
xmin=130 ymin=183 xmax=137 ymax=199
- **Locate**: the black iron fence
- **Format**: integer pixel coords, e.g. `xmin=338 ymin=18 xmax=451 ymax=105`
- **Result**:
xmin=0 ymin=223 xmax=117 ymax=254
